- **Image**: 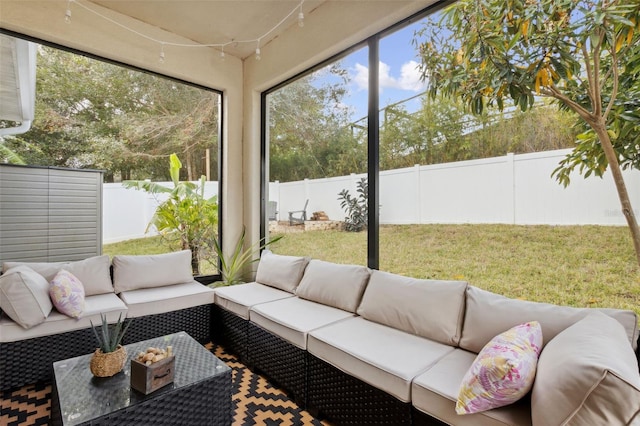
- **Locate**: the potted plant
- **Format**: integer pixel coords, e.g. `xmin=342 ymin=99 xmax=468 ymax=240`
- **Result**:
xmin=209 ymin=227 xmax=283 ymax=287
xmin=89 ymin=313 xmax=132 ymax=377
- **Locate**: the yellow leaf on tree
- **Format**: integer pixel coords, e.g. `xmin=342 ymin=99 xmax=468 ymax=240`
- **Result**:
xmin=521 ymin=20 xmax=529 ymax=41
xmin=615 ymin=34 xmax=624 ymax=53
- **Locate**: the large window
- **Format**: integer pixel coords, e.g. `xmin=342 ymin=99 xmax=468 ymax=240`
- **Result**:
xmin=265 ymin=46 xmax=369 ymax=265
xmin=0 ymin=35 xmax=222 ymax=277
xmin=262 ymin=5 xmax=580 ymax=270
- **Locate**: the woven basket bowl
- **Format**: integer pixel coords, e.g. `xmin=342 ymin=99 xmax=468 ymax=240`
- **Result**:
xmin=90 ymin=345 xmax=127 ymax=377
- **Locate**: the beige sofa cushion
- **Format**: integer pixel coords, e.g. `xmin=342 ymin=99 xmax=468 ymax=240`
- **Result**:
xmin=0 ymin=266 xmax=53 ymax=329
xmin=119 ymin=281 xmax=215 ymax=318
xmin=255 ymin=250 xmax=309 ymax=293
xmin=460 ymin=286 xmax=639 ymax=353
xmin=3 ymin=261 xmax=65 ymax=281
xmin=63 ymin=255 xmax=113 ymax=295
xmin=214 ymin=282 xmax=294 ymax=320
xmin=357 ymin=270 xmax=467 ymax=346
xmin=249 ymin=297 xmax=354 ymax=349
xmin=295 ymin=260 xmax=370 ymax=313
xmin=531 ymin=311 xmax=640 ymax=426
xmin=0 ymin=293 xmax=127 ymax=342
xmin=112 ymin=250 xmax=193 ymax=293
xmin=412 ymin=349 xmax=532 ymax=426
xmin=308 ymin=316 xmax=455 ymax=403
xmin=3 ymin=255 xmax=113 ymax=295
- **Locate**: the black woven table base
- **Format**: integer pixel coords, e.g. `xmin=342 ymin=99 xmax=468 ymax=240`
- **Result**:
xmin=51 ymin=366 xmax=230 ymax=426
xmin=50 ymin=332 xmax=231 ymax=426
xmin=307 ymin=354 xmax=412 ymax=425
xmin=211 ymin=305 xmax=249 ymax=362
xmin=412 ymin=407 xmax=449 ymax=426
xmin=247 ymin=322 xmax=307 ymax=407
xmin=123 ymin=304 xmax=212 ymax=345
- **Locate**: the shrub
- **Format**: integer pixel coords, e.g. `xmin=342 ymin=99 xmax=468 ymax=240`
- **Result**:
xmin=338 ymin=177 xmax=368 ymax=232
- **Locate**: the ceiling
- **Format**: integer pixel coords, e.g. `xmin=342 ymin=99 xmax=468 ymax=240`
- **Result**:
xmin=90 ymin=0 xmax=327 ymax=59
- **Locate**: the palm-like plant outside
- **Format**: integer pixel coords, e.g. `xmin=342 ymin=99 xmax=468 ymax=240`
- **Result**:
xmin=123 ymin=153 xmax=218 ymax=275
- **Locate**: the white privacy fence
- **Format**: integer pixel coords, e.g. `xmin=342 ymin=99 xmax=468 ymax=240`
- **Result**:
xmin=103 ymin=148 xmax=639 ymax=243
xmin=269 ymin=148 xmax=639 ymax=226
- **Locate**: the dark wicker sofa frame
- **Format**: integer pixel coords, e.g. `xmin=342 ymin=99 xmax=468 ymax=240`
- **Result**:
xmin=213 ymin=305 xmax=640 ymax=426
xmin=0 ymin=304 xmax=212 ymax=391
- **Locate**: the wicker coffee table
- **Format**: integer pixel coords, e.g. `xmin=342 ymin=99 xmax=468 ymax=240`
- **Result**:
xmin=50 ymin=331 xmax=231 ymax=426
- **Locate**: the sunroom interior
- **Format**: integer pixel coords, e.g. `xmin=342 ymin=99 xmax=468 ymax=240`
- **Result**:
xmin=2 ymin=2 xmax=640 ymax=426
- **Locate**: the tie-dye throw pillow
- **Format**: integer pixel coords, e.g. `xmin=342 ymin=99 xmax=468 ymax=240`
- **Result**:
xmin=49 ymin=269 xmax=85 ymax=318
xmin=456 ymin=321 xmax=543 ymax=414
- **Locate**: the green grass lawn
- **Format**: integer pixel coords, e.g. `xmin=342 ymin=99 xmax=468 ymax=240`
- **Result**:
xmin=103 ymin=224 xmax=640 ymax=315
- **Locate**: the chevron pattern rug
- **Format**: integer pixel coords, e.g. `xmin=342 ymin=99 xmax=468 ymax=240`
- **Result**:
xmin=1 ymin=343 xmax=329 ymax=426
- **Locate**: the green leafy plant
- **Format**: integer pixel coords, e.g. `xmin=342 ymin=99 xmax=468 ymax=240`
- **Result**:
xmin=338 ymin=177 xmax=368 ymax=232
xmin=210 ymin=227 xmax=283 ymax=287
xmin=90 ymin=313 xmax=132 ymax=353
xmin=123 ymin=153 xmax=218 ymax=275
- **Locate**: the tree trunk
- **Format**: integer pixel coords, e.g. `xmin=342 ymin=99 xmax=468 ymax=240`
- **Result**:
xmin=189 ymin=244 xmax=200 ymax=275
xmin=592 ymin=122 xmax=640 ymax=267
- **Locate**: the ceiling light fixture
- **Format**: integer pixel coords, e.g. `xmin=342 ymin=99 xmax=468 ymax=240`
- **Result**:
xmin=65 ymin=1 xmax=72 ymax=23
xmin=63 ymin=0 xmax=306 ymax=61
xmin=298 ymin=4 xmax=305 ymax=28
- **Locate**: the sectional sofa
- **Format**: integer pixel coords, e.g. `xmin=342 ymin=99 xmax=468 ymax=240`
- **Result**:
xmin=213 ymin=250 xmax=640 ymax=426
xmin=0 ymin=250 xmax=215 ymax=391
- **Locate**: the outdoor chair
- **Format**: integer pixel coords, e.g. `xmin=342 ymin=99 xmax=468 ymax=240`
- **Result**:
xmin=268 ymin=201 xmax=278 ymax=221
xmin=288 ymin=199 xmax=308 ymax=226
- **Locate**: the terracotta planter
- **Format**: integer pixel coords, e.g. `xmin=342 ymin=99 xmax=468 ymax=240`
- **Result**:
xmin=90 ymin=345 xmax=127 ymax=377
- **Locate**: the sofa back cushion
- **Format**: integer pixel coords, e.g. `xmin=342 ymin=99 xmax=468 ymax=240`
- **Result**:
xmin=0 ymin=265 xmax=53 ymax=329
xmin=2 ymin=255 xmax=113 ymax=296
xmin=295 ymin=260 xmax=370 ymax=313
xmin=460 ymin=286 xmax=639 ymax=353
xmin=112 ymin=250 xmax=193 ymax=293
xmin=531 ymin=312 xmax=640 ymax=425
xmin=2 ymin=261 xmax=65 ymax=281
xmin=357 ymin=270 xmax=467 ymax=346
xmin=255 ymin=250 xmax=309 ymax=293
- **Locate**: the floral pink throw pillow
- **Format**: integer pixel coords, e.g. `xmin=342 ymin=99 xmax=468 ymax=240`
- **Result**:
xmin=456 ymin=321 xmax=543 ymax=414
xmin=49 ymin=270 xmax=85 ymax=318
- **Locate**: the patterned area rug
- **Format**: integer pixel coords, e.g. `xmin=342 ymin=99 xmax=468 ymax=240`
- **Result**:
xmin=1 ymin=343 xmax=329 ymax=426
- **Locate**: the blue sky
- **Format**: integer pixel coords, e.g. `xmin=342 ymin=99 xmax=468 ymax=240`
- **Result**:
xmin=333 ymin=18 xmax=430 ymax=122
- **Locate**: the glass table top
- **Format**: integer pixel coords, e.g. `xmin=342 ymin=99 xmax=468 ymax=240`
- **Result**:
xmin=53 ymin=331 xmax=230 ymax=425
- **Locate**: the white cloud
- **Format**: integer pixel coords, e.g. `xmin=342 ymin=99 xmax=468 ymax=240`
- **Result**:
xmin=398 ymin=60 xmax=426 ymax=91
xmin=353 ymin=63 xmax=369 ymax=91
xmin=352 ymin=60 xmax=426 ymax=92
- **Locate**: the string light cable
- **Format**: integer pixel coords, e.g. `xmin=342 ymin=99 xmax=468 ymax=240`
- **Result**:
xmin=64 ymin=0 xmax=305 ymax=61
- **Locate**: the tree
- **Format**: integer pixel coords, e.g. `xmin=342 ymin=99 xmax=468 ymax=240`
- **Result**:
xmin=3 ymin=45 xmax=219 ymax=182
xmin=268 ymin=63 xmax=367 ymax=181
xmin=123 ymin=154 xmax=218 ymax=275
xmin=415 ymin=0 xmax=640 ymax=266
